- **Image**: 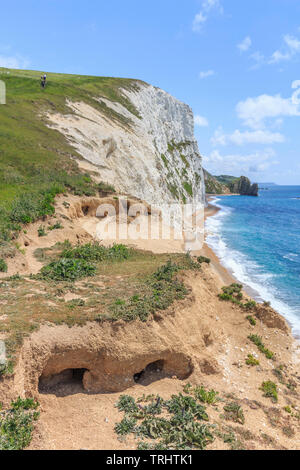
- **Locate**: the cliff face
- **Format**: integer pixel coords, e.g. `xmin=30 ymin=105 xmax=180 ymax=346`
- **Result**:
xmin=47 ymin=82 xmax=205 ymax=209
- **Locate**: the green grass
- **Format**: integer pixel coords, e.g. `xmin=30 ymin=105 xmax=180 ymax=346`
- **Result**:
xmin=0 ymin=67 xmax=137 ymax=242
xmin=0 ymin=247 xmax=201 ymax=373
xmin=0 ymin=397 xmax=40 ymax=450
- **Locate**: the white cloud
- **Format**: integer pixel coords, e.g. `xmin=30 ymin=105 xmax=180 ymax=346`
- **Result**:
xmin=199 ymin=70 xmax=215 ymax=79
xmin=269 ymin=34 xmax=300 ymax=64
xmin=192 ymin=0 xmax=223 ymax=32
xmin=238 ymin=36 xmax=252 ymax=52
xmin=0 ymin=54 xmax=29 ymax=69
xmin=195 ymin=115 xmax=209 ymax=127
xmin=236 ymin=83 xmax=300 ymax=129
xmin=203 ymin=148 xmax=278 ymax=176
xmin=211 ymin=128 xmax=285 ymax=146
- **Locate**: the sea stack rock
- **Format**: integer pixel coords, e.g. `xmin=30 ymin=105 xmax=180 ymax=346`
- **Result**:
xmin=230 ymin=176 xmax=259 ymax=196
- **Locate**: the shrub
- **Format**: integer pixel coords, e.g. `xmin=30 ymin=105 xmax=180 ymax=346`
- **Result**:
xmin=192 ymin=386 xmax=219 ymax=405
xmin=0 ymin=398 xmax=40 ymax=450
xmin=49 ymin=222 xmax=63 ymax=231
xmin=243 ymin=301 xmax=257 ymax=311
xmin=246 ymin=354 xmax=260 ymax=366
xmin=115 ymin=416 xmax=137 ymax=435
xmin=223 ymin=402 xmax=245 ymax=425
xmin=40 ymin=258 xmax=96 ymax=281
xmin=97 ymin=182 xmax=116 ymax=193
xmin=0 ymin=258 xmax=7 ymax=273
xmin=218 ymin=284 xmax=243 ymax=304
xmin=197 ymin=256 xmax=211 ymax=265
xmin=248 ymin=335 xmax=274 ymax=360
xmin=247 ymin=315 xmax=256 ymax=326
xmin=260 ymin=381 xmax=278 ymax=403
xmin=62 ymin=242 xmax=129 ymax=263
xmin=37 ymin=226 xmax=47 ymax=237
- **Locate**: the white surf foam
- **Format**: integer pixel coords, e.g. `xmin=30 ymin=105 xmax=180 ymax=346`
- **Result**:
xmin=206 ymin=199 xmax=300 ymax=337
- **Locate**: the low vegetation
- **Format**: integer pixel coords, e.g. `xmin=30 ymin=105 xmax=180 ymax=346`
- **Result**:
xmin=0 ymin=258 xmax=7 ymax=273
xmin=218 ymin=284 xmax=257 ymax=312
xmin=248 ymin=334 xmax=274 ymax=360
xmin=197 ymin=256 xmax=211 ymax=265
xmin=114 ymin=387 xmax=215 ymax=450
xmin=260 ymin=381 xmax=278 ymax=403
xmin=104 ymin=256 xmax=200 ymax=323
xmin=183 ymin=383 xmax=219 ymax=405
xmin=0 ymin=398 xmax=39 ymax=450
xmin=222 ymin=402 xmax=245 ymax=425
xmin=0 ymin=247 xmax=201 ymax=373
xmin=246 ymin=354 xmax=260 ymax=366
xmin=39 ymin=242 xmax=131 ymax=281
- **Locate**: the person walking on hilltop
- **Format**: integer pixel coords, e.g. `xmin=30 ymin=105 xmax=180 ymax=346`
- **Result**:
xmin=41 ymin=73 xmax=47 ymax=89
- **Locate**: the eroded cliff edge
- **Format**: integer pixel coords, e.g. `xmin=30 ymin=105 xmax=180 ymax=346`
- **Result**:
xmin=46 ymin=82 xmax=205 ymax=208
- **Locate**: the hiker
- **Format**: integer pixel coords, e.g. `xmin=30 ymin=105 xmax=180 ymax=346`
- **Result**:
xmin=41 ymin=74 xmax=47 ymax=88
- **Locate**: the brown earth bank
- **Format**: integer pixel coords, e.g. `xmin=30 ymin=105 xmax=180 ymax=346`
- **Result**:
xmin=0 ymin=196 xmax=299 ymax=450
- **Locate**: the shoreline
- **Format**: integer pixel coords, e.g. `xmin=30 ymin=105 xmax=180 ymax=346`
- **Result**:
xmin=203 ymin=196 xmax=300 ymax=342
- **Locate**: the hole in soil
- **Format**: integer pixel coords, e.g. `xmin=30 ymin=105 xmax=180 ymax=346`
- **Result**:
xmin=134 ymin=360 xmax=165 ymax=385
xmin=82 ymin=206 xmax=89 ymax=216
xmin=39 ymin=368 xmax=89 ymax=396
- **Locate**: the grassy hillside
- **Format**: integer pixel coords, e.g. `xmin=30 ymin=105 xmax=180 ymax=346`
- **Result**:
xmin=0 ymin=68 xmax=142 ymax=244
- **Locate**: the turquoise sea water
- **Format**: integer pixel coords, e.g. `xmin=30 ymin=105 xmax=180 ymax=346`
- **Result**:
xmin=206 ymin=186 xmax=300 ymax=337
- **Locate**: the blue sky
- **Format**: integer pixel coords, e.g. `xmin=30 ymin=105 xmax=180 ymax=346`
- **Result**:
xmin=1 ymin=0 xmax=300 ymax=184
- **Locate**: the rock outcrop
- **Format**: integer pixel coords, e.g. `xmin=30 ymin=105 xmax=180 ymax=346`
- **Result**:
xmin=229 ymin=176 xmax=259 ymax=196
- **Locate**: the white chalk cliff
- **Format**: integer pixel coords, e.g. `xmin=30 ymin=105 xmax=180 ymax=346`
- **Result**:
xmin=47 ymin=82 xmax=205 ymax=209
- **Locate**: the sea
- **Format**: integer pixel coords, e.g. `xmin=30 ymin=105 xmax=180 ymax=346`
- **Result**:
xmin=206 ymin=186 xmax=300 ymax=338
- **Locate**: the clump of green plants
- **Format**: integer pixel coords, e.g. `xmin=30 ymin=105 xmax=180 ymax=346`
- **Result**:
xmin=62 ymin=242 xmax=130 ymax=262
xmin=114 ymin=392 xmax=214 ymax=450
xmin=223 ymin=402 xmax=245 ymax=425
xmin=0 ymin=258 xmax=8 ymax=273
xmin=40 ymin=258 xmax=96 ymax=281
xmin=183 ymin=384 xmax=219 ymax=405
xmin=218 ymin=283 xmax=243 ymax=304
xmin=218 ymin=284 xmax=259 ymax=311
xmin=284 ymin=406 xmax=292 ymax=414
xmin=243 ymin=300 xmax=257 ymax=311
xmin=0 ymin=397 xmax=40 ymax=450
xmin=260 ymin=381 xmax=278 ymax=403
xmin=247 ymin=315 xmax=257 ymax=326
xmin=97 ymin=182 xmax=116 ymax=193
xmin=39 ymin=242 xmax=131 ymax=281
xmin=37 ymin=226 xmax=47 ymax=237
xmin=197 ymin=256 xmax=211 ymax=265
xmin=273 ymin=367 xmax=285 ymax=384
xmin=246 ymin=354 xmax=260 ymax=366
xmin=49 ymin=222 xmax=63 ymax=231
xmin=248 ymin=334 xmax=274 ymax=360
